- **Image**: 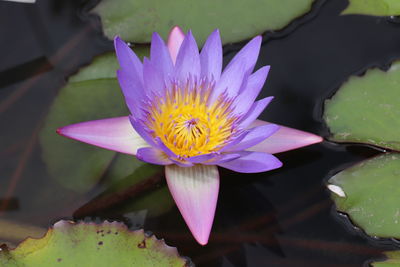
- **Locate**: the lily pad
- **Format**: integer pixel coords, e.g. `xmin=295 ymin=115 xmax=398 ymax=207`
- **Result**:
xmin=39 ymin=49 xmax=148 ymax=192
xmin=92 ymin=0 xmax=315 ymax=45
xmin=342 ymin=0 xmax=400 ymax=16
xmin=324 ymin=61 xmax=400 ymax=151
xmin=328 ymin=153 xmax=400 ymax=239
xmin=0 ymin=220 xmax=190 ymax=267
xmin=371 ymin=251 xmax=400 ymax=266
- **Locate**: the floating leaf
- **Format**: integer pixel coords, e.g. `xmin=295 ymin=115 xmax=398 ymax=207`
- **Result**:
xmin=92 ymin=0 xmax=315 ymax=45
xmin=328 ymin=153 xmax=400 ymax=239
xmin=40 ymin=49 xmax=148 ymax=192
xmin=324 ymin=61 xmax=400 ymax=151
xmin=342 ymin=0 xmax=400 ymax=16
xmin=0 ymin=220 xmax=191 ymax=267
xmin=371 ymin=251 xmax=400 ymax=266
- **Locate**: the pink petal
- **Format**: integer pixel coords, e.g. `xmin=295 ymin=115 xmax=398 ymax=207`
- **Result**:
xmin=247 ymin=120 xmax=323 ymax=154
xmin=57 ymin=116 xmax=148 ymax=155
xmin=167 ymin=26 xmax=185 ymax=65
xmin=165 ymin=164 xmax=219 ymax=245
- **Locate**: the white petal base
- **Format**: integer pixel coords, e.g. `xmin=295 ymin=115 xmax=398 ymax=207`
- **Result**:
xmin=165 ymin=165 xmax=219 ymax=245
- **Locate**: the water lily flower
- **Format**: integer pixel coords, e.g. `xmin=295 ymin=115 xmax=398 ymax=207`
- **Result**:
xmin=57 ymin=26 xmax=322 ymax=245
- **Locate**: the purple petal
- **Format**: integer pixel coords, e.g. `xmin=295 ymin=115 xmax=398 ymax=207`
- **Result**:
xmin=217 ymin=151 xmax=282 ymax=173
xmin=136 ymin=147 xmax=173 ymax=165
xmin=223 ymin=124 xmax=279 ymax=152
xmin=209 ymin=58 xmax=246 ymax=104
xmin=114 ymin=37 xmax=143 ymax=82
xmin=239 ymin=96 xmax=274 ymax=129
xmin=129 ymin=115 xmax=157 ymax=147
xmin=200 ymin=29 xmax=222 ymax=81
xmin=225 ymin=36 xmax=262 ymax=76
xmin=187 ymin=153 xmax=215 ymax=164
xmin=209 ymin=36 xmax=262 ymax=104
xmin=143 ymin=58 xmax=166 ymax=97
xmin=219 ymin=130 xmax=250 ymax=152
xmin=233 ymin=66 xmax=270 ymax=115
xmin=203 ymin=153 xmax=241 ymax=165
xmin=116 ymin=69 xmax=144 ymax=117
xmin=247 ymin=120 xmax=323 ymax=154
xmin=57 ymin=116 xmax=148 ymax=155
xmin=152 ymin=137 xmax=175 ymax=157
xmin=174 ymin=31 xmax=201 ymax=80
xmin=167 ymin=26 xmax=185 ymax=64
xmin=165 ymin=164 xmax=219 ymax=245
xmin=150 ymin=32 xmax=174 ymax=80
xmin=170 ymin=158 xmax=194 ymax=167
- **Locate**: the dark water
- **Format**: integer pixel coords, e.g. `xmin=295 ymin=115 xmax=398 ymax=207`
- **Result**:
xmin=1 ymin=0 xmax=400 ymax=266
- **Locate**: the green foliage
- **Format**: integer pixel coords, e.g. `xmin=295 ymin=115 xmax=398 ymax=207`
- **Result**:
xmin=329 ymin=153 xmax=400 ymax=238
xmin=324 ymin=61 xmax=400 ymax=151
xmin=92 ymin=0 xmax=315 ymax=45
xmin=39 ymin=50 xmax=148 ymax=192
xmin=0 ymin=221 xmax=190 ymax=267
xmin=371 ymin=251 xmax=400 ymax=266
xmin=343 ymin=0 xmax=400 ymax=16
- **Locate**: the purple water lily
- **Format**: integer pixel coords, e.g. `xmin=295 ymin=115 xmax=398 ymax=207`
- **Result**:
xmin=58 ymin=26 xmax=322 ymax=245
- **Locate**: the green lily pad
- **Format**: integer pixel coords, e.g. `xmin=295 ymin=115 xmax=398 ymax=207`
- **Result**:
xmin=0 ymin=220 xmax=191 ymax=267
xmin=39 ymin=49 xmax=148 ymax=192
xmin=342 ymin=0 xmax=400 ymax=16
xmin=371 ymin=251 xmax=400 ymax=266
xmin=92 ymin=0 xmax=315 ymax=45
xmin=324 ymin=61 xmax=400 ymax=151
xmin=328 ymin=153 xmax=400 ymax=239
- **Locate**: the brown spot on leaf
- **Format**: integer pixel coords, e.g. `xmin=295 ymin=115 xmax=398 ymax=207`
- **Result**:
xmin=98 ymin=241 xmax=103 ymax=246
xmin=137 ymin=240 xmax=146 ymax=248
xmin=57 ymin=258 xmax=62 ymax=262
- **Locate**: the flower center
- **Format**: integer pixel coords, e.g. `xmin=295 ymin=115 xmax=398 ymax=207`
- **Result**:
xmin=145 ymin=79 xmax=238 ymax=158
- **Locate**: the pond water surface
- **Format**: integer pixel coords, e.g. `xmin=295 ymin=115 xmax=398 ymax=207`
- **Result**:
xmin=1 ymin=0 xmax=400 ymax=266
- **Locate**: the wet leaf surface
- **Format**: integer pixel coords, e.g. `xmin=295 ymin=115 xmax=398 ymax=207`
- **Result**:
xmin=328 ymin=153 xmax=400 ymax=239
xmin=343 ymin=0 xmax=400 ymax=16
xmin=324 ymin=61 xmax=400 ymax=151
xmin=92 ymin=0 xmax=315 ymax=45
xmin=0 ymin=220 xmax=191 ymax=267
xmin=371 ymin=251 xmax=400 ymax=266
xmin=39 ymin=50 xmax=148 ymax=192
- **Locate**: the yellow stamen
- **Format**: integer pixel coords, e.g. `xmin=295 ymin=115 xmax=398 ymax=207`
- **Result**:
xmin=145 ymin=81 xmax=237 ymax=157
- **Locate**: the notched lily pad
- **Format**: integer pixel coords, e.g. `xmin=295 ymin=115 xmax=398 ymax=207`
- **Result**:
xmin=0 ymin=220 xmax=191 ymax=267
xmin=371 ymin=251 xmax=400 ymax=266
xmin=324 ymin=61 xmax=400 ymax=151
xmin=92 ymin=0 xmax=315 ymax=45
xmin=328 ymin=153 xmax=400 ymax=239
xmin=40 ymin=49 xmax=148 ymax=192
xmin=342 ymin=0 xmax=400 ymax=16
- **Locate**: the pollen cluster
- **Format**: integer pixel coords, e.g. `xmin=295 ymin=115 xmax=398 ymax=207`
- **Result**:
xmin=145 ymin=80 xmax=238 ymax=158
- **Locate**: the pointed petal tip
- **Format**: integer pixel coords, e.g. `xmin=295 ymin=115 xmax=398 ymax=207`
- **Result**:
xmin=165 ymin=165 xmax=219 ymax=247
xmin=167 ymin=26 xmax=185 ymax=64
xmin=169 ymin=25 xmax=184 ymax=36
xmin=247 ymin=120 xmax=324 ymax=154
xmin=56 ymin=117 xmax=148 ymax=155
xmin=195 ymin=235 xmax=209 ymax=246
xmin=113 ymin=36 xmax=124 ymax=48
